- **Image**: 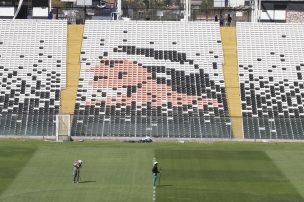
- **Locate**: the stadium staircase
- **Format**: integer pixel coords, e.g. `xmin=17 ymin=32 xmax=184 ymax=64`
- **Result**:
xmin=220 ymin=27 xmax=243 ymax=138
xmin=60 ymin=25 xmax=83 ymax=114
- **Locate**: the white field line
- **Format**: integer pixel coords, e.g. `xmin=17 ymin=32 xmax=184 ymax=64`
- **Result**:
xmin=153 ymin=157 xmax=157 ymax=202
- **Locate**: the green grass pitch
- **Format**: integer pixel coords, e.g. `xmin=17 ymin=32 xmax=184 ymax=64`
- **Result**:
xmin=1 ymin=140 xmax=304 ymax=202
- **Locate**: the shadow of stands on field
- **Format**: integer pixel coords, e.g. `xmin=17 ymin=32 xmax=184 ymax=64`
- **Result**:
xmin=79 ymin=181 xmax=97 ymax=183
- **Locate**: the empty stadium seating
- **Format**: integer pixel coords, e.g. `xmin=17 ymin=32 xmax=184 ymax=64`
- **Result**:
xmin=0 ymin=19 xmax=67 ymax=136
xmin=237 ymin=22 xmax=304 ymax=139
xmin=72 ymin=20 xmax=231 ymax=138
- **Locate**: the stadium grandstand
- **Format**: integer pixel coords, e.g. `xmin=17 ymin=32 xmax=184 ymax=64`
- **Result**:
xmin=3 ymin=1 xmax=304 ymax=202
xmin=0 ymin=0 xmax=304 ymax=141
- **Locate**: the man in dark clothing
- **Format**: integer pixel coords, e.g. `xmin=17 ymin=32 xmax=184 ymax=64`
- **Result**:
xmin=73 ymin=160 xmax=82 ymax=183
xmin=227 ymin=14 xmax=232 ymax=26
xmin=152 ymin=162 xmax=160 ymax=186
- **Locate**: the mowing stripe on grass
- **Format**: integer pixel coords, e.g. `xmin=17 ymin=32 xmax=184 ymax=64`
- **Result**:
xmin=155 ymin=149 xmax=303 ymax=202
xmin=0 ymin=144 xmax=153 ymax=202
xmin=0 ymin=142 xmax=37 ymax=196
xmin=2 ymin=141 xmax=304 ymax=202
xmin=266 ymin=150 xmax=304 ymax=199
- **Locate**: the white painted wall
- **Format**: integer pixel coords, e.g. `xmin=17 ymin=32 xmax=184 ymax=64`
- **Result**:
xmin=214 ymin=0 xmax=225 ymax=7
xmin=76 ymin=0 xmax=92 ymax=6
xmin=0 ymin=7 xmax=14 ymax=16
xmin=33 ymin=7 xmax=49 ymax=17
xmin=229 ymin=0 xmax=245 ymax=7
xmin=214 ymin=0 xmax=244 ymax=8
xmin=261 ymin=10 xmax=286 ymax=21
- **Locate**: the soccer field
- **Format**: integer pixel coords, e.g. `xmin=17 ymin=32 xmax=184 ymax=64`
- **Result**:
xmin=1 ymin=141 xmax=304 ymax=202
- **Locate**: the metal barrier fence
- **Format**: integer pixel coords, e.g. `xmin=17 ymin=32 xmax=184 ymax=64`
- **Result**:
xmin=2 ymin=115 xmax=303 ymax=140
xmin=71 ymin=115 xmax=233 ymax=138
xmin=50 ymin=6 xmax=251 ymax=23
xmin=242 ymin=117 xmax=304 ymax=140
xmin=0 ymin=114 xmax=56 ymax=136
xmin=0 ymin=114 xmax=233 ymax=138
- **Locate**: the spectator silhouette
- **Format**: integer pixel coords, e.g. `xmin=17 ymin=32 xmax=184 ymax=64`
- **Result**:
xmin=220 ymin=15 xmax=224 ymax=26
xmin=227 ymin=14 xmax=232 ymax=26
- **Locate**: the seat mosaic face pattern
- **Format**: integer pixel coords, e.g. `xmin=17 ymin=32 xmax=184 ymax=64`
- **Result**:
xmin=237 ymin=22 xmax=304 ymax=139
xmin=0 ymin=20 xmax=67 ymax=136
xmin=72 ymin=21 xmax=231 ymax=138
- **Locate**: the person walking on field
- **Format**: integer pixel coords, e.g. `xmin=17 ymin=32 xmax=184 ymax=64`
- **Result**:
xmin=73 ymin=160 xmax=82 ymax=183
xmin=152 ymin=161 xmax=160 ymax=186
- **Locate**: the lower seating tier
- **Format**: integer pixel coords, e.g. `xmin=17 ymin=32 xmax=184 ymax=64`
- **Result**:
xmin=72 ymin=113 xmax=232 ymax=138
xmin=0 ymin=114 xmax=57 ymax=136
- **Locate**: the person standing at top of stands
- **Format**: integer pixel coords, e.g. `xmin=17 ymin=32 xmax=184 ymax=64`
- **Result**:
xmin=215 ymin=15 xmax=218 ymax=22
xmin=220 ymin=14 xmax=224 ymax=26
xmin=227 ymin=14 xmax=232 ymax=26
xmin=152 ymin=162 xmax=160 ymax=186
xmin=73 ymin=160 xmax=82 ymax=183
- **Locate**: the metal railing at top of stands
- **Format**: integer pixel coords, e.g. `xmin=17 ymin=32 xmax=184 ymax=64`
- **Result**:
xmin=49 ymin=6 xmax=250 ymax=24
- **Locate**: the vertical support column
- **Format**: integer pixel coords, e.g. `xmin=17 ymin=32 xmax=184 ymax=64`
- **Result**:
xmin=117 ymin=0 xmax=122 ymax=19
xmin=184 ymin=0 xmax=191 ymax=21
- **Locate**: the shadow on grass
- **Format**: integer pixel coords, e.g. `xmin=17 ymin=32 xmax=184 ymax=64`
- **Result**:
xmin=158 ymin=185 xmax=173 ymax=187
xmin=79 ymin=181 xmax=97 ymax=183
